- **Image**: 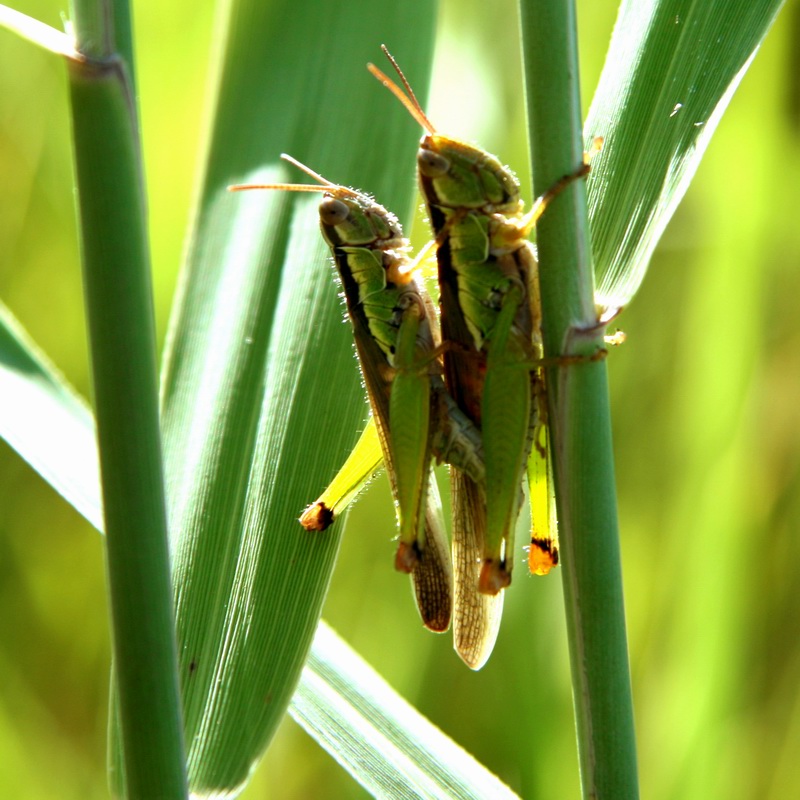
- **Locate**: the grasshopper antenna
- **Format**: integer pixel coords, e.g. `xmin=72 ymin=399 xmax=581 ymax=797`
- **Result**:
xmin=367 ymin=45 xmax=437 ymax=135
xmin=228 ymin=154 xmax=359 ymax=197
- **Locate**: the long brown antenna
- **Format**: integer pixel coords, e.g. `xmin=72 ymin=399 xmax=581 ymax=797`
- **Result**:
xmin=228 ymin=154 xmax=360 ymax=197
xmin=228 ymin=183 xmax=329 ymax=193
xmin=367 ymin=46 xmax=437 ymax=135
xmin=380 ymin=45 xmax=431 ymax=125
xmin=279 ymin=154 xmax=335 ymax=187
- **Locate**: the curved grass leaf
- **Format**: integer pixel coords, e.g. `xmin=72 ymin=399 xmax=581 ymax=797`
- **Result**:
xmin=0 ymin=300 xmax=101 ymax=530
xmin=293 ymin=623 xmax=519 ymax=800
xmin=585 ymin=0 xmax=785 ymax=311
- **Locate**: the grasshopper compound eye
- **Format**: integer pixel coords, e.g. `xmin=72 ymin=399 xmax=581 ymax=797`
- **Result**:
xmin=319 ymin=197 xmax=351 ymax=226
xmin=418 ymin=148 xmax=450 ymax=178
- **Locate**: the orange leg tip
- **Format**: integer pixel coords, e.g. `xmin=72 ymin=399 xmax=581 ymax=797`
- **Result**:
xmin=478 ymin=559 xmax=511 ymax=595
xmin=528 ymin=537 xmax=559 ymax=576
xmin=395 ymin=541 xmax=419 ymax=574
xmin=299 ymin=502 xmax=334 ymax=532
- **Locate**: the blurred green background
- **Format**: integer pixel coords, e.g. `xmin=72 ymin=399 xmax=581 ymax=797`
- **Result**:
xmin=2 ymin=0 xmax=800 ymax=797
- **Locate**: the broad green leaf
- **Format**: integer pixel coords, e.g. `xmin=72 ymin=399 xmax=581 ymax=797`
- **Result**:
xmin=585 ymin=0 xmax=784 ymax=310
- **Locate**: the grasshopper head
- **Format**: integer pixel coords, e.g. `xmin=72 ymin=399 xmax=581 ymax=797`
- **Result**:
xmin=366 ymin=49 xmax=522 ymax=216
xmin=228 ymin=154 xmax=407 ymax=252
xmin=318 ymin=191 xmax=405 ymax=251
xmin=417 ymin=136 xmax=522 ymax=215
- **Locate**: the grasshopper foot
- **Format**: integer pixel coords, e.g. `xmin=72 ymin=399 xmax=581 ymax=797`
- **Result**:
xmin=528 ymin=536 xmax=559 ymax=576
xmin=299 ymin=501 xmax=334 ymax=531
xmin=395 ymin=540 xmax=421 ymax=573
xmin=479 ymin=559 xmax=512 ymax=595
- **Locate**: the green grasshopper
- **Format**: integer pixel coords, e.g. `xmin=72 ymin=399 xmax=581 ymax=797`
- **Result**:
xmin=369 ymin=49 xmax=591 ymax=607
xmin=229 ymin=157 xmax=484 ymax=632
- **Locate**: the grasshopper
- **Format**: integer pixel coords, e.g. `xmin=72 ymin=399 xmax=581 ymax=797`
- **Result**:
xmin=369 ymin=48 xmax=590 ymax=651
xmin=230 ymin=157 xmax=484 ymax=632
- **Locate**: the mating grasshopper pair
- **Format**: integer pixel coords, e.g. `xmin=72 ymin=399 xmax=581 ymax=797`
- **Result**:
xmin=231 ymin=48 xmax=592 ymax=668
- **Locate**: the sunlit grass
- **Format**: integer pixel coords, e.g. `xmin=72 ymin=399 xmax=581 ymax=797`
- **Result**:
xmin=1 ymin=0 xmax=799 ymax=797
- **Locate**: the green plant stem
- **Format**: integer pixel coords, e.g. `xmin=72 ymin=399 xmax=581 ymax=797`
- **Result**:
xmin=519 ymin=1 xmax=639 ymax=798
xmin=70 ymin=0 xmax=113 ymax=60
xmin=67 ymin=3 xmax=186 ymax=796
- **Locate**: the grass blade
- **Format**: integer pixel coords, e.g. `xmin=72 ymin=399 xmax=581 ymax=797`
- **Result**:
xmin=0 ymin=300 xmax=101 ymax=530
xmin=160 ymin=1 xmax=440 ymax=792
xmin=293 ymin=622 xmax=520 ymax=800
xmin=585 ymin=0 xmax=785 ymax=309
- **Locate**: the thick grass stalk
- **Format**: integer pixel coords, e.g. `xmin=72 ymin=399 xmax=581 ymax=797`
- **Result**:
xmin=67 ymin=1 xmax=186 ymax=796
xmin=519 ymin=1 xmax=639 ymax=797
